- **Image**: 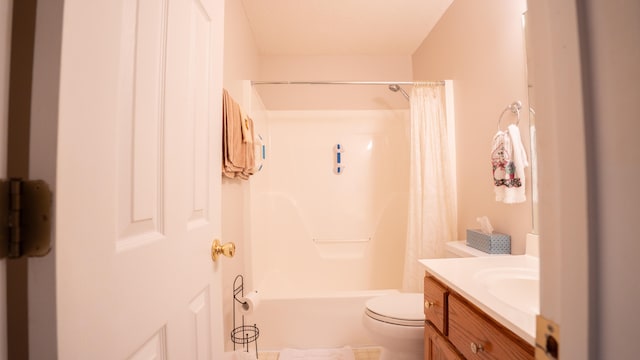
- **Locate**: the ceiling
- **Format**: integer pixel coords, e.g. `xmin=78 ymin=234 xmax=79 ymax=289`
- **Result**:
xmin=240 ymin=0 xmax=455 ymax=56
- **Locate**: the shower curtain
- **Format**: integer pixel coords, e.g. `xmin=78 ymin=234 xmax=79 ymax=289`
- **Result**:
xmin=402 ymin=83 xmax=458 ymax=292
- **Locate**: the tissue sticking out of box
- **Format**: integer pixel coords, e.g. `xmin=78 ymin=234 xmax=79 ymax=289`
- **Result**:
xmin=476 ymin=216 xmax=494 ymax=234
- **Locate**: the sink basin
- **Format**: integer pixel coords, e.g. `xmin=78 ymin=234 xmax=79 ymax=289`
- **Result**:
xmin=473 ymin=267 xmax=539 ymax=314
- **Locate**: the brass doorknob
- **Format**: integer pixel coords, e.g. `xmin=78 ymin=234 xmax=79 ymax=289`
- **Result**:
xmin=211 ymin=239 xmax=235 ymax=261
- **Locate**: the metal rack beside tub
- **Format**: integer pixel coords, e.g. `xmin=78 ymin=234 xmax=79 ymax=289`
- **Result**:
xmin=231 ymin=274 xmax=259 ymax=357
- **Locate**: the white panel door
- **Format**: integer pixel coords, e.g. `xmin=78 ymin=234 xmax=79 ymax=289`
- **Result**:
xmin=36 ymin=0 xmax=225 ymax=358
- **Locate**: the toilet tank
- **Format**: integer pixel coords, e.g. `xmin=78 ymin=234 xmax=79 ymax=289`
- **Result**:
xmin=445 ymin=241 xmax=503 ymax=258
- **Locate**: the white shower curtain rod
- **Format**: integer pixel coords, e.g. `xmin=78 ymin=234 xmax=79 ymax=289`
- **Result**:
xmin=251 ymin=80 xmax=445 ymax=86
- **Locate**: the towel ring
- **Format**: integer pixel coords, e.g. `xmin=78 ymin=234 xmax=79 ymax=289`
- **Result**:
xmin=497 ymin=101 xmax=522 ymax=131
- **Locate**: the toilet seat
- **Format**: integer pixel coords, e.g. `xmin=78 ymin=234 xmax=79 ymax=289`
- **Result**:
xmin=365 ymin=293 xmax=425 ymax=327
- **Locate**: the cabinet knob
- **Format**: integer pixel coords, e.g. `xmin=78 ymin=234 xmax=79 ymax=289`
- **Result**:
xmin=470 ymin=342 xmax=484 ymax=354
xmin=424 ymin=300 xmax=435 ymax=309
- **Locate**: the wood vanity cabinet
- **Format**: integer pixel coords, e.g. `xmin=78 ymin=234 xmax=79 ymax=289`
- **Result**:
xmin=424 ymin=273 xmax=534 ymax=360
xmin=425 ymin=321 xmax=464 ymax=360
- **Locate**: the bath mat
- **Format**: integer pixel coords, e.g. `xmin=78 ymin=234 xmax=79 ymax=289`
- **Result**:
xmin=226 ymin=350 xmax=257 ymax=360
xmin=278 ymin=346 xmax=355 ymax=360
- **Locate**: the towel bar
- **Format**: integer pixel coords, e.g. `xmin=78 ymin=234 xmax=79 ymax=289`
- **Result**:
xmin=497 ymin=100 xmax=522 ymax=131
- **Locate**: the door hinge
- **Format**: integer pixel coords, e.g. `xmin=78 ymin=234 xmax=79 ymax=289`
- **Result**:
xmin=536 ymin=315 xmax=560 ymax=360
xmin=0 ymin=178 xmax=52 ymax=259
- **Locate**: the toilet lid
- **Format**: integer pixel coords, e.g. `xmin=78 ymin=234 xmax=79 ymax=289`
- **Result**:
xmin=365 ymin=293 xmax=425 ymax=326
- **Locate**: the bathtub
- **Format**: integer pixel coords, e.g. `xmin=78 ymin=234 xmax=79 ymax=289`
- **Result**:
xmin=245 ymin=289 xmax=398 ymax=350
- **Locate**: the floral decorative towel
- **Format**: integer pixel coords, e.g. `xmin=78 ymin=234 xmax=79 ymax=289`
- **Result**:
xmin=491 ymin=124 xmax=528 ymax=204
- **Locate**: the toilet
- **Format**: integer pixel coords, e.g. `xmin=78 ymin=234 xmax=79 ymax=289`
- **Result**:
xmin=362 ymin=293 xmax=425 ymax=360
xmin=363 ymin=241 xmax=490 ymax=359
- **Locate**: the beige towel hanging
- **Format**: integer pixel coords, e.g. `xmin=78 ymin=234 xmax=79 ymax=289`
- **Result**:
xmin=222 ymin=89 xmax=255 ymax=179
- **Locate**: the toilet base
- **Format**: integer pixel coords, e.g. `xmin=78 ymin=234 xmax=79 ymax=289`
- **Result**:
xmin=362 ymin=293 xmax=425 ymax=360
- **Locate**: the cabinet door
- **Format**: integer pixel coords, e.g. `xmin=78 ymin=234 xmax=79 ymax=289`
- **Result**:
xmin=425 ymin=322 xmax=464 ymax=360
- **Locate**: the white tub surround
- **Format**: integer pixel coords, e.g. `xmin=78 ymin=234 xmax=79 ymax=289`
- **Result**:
xmin=419 ymin=255 xmax=539 ymax=344
xmin=250 ymin=109 xmax=411 ymax=295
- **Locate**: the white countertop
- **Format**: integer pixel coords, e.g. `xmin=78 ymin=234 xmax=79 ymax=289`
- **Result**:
xmin=419 ymin=255 xmax=539 ymax=345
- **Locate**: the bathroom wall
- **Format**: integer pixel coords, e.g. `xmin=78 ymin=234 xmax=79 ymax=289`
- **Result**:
xmin=223 ymin=0 xmax=260 ymax=100
xmin=221 ymin=0 xmax=261 ymax=351
xmin=412 ymin=0 xmax=530 ymax=253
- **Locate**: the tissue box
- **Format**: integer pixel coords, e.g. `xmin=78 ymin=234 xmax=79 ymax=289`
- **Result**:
xmin=466 ymin=229 xmax=511 ymax=254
